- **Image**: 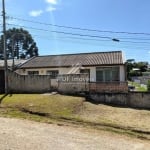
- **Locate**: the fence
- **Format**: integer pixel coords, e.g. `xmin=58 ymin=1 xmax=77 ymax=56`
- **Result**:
xmin=89 ymin=92 xmax=150 ymax=109
xmin=57 ymin=74 xmax=89 ymax=93
xmin=8 ymin=71 xmax=57 ymax=93
xmin=8 ymin=71 xmax=128 ymax=94
xmin=8 ymin=72 xmax=89 ymax=93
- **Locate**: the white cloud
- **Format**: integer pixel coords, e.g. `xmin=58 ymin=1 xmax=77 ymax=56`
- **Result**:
xmin=29 ymin=10 xmax=43 ymax=17
xmin=46 ymin=6 xmax=56 ymax=12
xmin=148 ymin=51 xmax=150 ymax=54
xmin=45 ymin=0 xmax=58 ymax=5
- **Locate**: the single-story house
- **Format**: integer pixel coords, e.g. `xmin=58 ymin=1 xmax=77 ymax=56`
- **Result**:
xmin=16 ymin=51 xmax=128 ymax=93
xmin=17 ymin=51 xmax=126 ymax=81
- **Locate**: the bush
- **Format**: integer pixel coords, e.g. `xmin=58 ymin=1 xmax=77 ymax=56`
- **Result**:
xmin=147 ymin=80 xmax=150 ymax=91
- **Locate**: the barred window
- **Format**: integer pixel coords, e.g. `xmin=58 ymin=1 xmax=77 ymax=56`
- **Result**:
xmin=28 ymin=71 xmax=39 ymax=75
xmin=46 ymin=70 xmax=59 ymax=78
xmin=96 ymin=67 xmax=119 ymax=82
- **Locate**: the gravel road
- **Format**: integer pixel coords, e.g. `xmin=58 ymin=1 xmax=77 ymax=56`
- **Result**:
xmin=0 ymin=117 xmax=149 ymax=150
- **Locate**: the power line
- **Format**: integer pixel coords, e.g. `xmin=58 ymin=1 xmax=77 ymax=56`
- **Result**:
xmin=118 ymin=37 xmax=150 ymax=41
xmin=7 ymin=23 xmax=150 ymax=45
xmin=32 ymin=34 xmax=150 ymax=52
xmin=32 ymin=34 xmax=111 ymax=42
xmin=8 ymin=15 xmax=150 ymax=36
xmin=34 ymin=35 xmax=148 ymax=52
xmin=121 ymin=40 xmax=150 ymax=44
xmin=7 ymin=15 xmax=150 ymax=43
xmin=7 ymin=23 xmax=113 ymax=40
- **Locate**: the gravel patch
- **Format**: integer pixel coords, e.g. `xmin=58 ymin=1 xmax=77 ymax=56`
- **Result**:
xmin=0 ymin=117 xmax=149 ymax=150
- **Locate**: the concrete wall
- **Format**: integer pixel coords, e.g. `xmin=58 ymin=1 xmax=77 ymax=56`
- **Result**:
xmin=89 ymin=92 xmax=150 ymax=109
xmin=57 ymin=74 xmax=89 ymax=94
xmin=8 ymin=71 xmax=57 ymax=93
xmin=8 ymin=71 xmax=88 ymax=93
xmin=127 ymin=92 xmax=150 ymax=108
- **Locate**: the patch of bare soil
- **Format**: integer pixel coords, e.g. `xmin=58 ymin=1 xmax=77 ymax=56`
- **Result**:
xmin=0 ymin=117 xmax=150 ymax=150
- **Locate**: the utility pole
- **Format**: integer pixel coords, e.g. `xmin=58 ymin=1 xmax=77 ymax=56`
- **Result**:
xmin=2 ymin=0 xmax=8 ymax=94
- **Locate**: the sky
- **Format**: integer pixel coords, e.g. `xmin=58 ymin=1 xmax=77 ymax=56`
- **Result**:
xmin=0 ymin=0 xmax=150 ymax=63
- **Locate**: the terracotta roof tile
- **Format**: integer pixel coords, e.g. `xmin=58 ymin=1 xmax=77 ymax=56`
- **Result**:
xmin=20 ymin=51 xmax=125 ymax=68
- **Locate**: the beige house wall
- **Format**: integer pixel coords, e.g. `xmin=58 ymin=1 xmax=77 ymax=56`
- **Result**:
xmin=17 ymin=65 xmax=126 ymax=82
xmin=120 ymin=65 xmax=126 ymax=81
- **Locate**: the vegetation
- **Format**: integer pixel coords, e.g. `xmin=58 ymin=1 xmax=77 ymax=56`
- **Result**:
xmin=0 ymin=94 xmax=83 ymax=117
xmin=126 ymin=59 xmax=148 ymax=80
xmin=0 ymin=94 xmax=150 ymax=140
xmin=147 ymin=80 xmax=150 ymax=91
xmin=128 ymin=81 xmax=147 ymax=92
xmin=0 ymin=28 xmax=38 ymax=59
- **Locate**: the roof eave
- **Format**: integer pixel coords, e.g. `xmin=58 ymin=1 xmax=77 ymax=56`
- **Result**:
xmin=19 ymin=63 xmax=125 ymax=69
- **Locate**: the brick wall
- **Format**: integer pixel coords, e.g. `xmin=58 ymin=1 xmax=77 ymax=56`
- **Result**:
xmin=90 ymin=82 xmax=128 ymax=93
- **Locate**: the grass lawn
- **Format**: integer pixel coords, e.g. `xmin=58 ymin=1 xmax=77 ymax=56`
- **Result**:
xmin=128 ymin=81 xmax=147 ymax=91
xmin=0 ymin=94 xmax=150 ymax=140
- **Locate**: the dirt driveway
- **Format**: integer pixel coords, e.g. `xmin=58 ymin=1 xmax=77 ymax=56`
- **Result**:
xmin=0 ymin=117 xmax=149 ymax=150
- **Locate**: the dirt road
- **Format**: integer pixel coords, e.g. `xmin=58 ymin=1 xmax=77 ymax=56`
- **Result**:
xmin=0 ymin=117 xmax=149 ymax=150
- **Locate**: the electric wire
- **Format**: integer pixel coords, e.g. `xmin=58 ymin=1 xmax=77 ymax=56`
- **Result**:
xmin=7 ymin=23 xmax=150 ymax=45
xmin=8 ymin=16 xmax=150 ymax=36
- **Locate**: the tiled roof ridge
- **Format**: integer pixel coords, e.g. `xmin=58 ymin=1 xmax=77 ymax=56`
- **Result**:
xmin=37 ymin=50 xmax=122 ymax=57
xmin=19 ymin=51 xmax=124 ymax=69
xmin=18 ymin=56 xmax=37 ymax=68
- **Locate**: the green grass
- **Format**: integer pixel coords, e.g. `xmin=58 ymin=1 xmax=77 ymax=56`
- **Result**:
xmin=128 ymin=81 xmax=147 ymax=91
xmin=0 ymin=94 xmax=150 ymax=140
xmin=0 ymin=94 xmax=84 ymax=118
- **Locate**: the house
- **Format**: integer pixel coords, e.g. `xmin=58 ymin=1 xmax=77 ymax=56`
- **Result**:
xmin=17 ymin=51 xmax=126 ymax=81
xmin=16 ymin=51 xmax=128 ymax=93
xmin=0 ymin=59 xmax=27 ymax=93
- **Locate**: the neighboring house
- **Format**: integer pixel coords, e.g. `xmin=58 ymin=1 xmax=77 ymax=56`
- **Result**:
xmin=16 ymin=51 xmax=128 ymax=93
xmin=0 ymin=59 xmax=27 ymax=93
xmin=0 ymin=59 xmax=28 ymax=70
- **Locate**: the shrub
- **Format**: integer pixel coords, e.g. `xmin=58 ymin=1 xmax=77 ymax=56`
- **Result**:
xmin=147 ymin=80 xmax=150 ymax=91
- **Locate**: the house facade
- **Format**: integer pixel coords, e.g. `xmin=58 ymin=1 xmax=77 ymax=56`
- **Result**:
xmin=17 ymin=51 xmax=126 ymax=82
xmin=16 ymin=51 xmax=128 ymax=93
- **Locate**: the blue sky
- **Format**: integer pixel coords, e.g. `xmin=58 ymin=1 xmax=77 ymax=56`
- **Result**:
xmin=0 ymin=0 xmax=150 ymax=63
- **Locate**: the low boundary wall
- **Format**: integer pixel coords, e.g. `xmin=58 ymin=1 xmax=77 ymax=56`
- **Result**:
xmin=8 ymin=71 xmax=57 ymax=93
xmin=89 ymin=92 xmax=150 ymax=109
xmin=7 ymin=71 xmax=150 ymax=109
xmin=8 ymin=72 xmax=89 ymax=93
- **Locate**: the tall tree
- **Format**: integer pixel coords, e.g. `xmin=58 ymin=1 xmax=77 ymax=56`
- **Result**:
xmin=0 ymin=28 xmax=38 ymax=59
xmin=136 ymin=61 xmax=148 ymax=72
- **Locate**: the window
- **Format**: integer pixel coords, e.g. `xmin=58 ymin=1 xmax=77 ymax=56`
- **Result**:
xmin=112 ymin=67 xmax=119 ymax=81
xmin=46 ymin=70 xmax=59 ymax=78
xmin=96 ymin=67 xmax=119 ymax=82
xmin=80 ymin=69 xmax=90 ymax=79
xmin=96 ymin=70 xmax=103 ymax=81
xmin=80 ymin=69 xmax=90 ymax=74
xmin=28 ymin=71 xmax=39 ymax=75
